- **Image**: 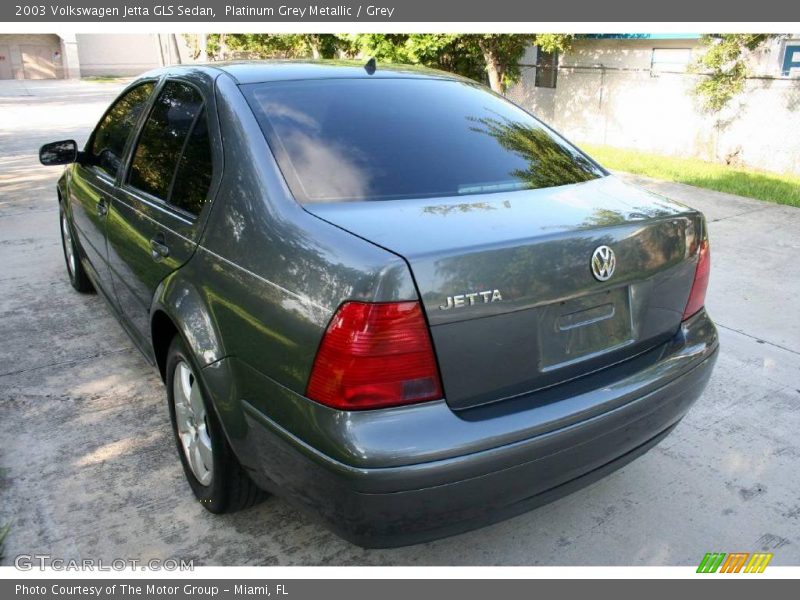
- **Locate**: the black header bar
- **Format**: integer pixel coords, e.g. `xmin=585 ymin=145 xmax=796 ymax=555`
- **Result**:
xmin=3 ymin=0 xmax=800 ymax=22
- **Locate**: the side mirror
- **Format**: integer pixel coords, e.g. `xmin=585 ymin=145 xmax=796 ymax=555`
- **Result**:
xmin=39 ymin=140 xmax=79 ymax=166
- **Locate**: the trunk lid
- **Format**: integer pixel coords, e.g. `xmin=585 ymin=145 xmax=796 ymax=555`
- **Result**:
xmin=306 ymin=176 xmax=703 ymax=410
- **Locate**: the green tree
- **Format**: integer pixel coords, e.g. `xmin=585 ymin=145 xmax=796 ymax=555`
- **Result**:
xmin=191 ymin=33 xmax=574 ymax=94
xmin=345 ymin=34 xmax=486 ymax=82
xmin=298 ymin=34 xmax=345 ymax=59
xmin=692 ymin=34 xmax=783 ymax=112
xmin=344 ymin=34 xmax=413 ymax=62
xmin=223 ymin=34 xmax=304 ymax=58
xmin=187 ymin=34 xmax=352 ymax=60
xmin=350 ymin=34 xmax=574 ymax=93
xmin=468 ymin=115 xmax=599 ymax=188
xmin=472 ymin=35 xmax=533 ymax=92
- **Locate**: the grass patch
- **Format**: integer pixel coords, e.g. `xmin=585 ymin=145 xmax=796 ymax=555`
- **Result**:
xmin=582 ymin=144 xmax=800 ymax=208
xmin=81 ymin=75 xmax=126 ymax=84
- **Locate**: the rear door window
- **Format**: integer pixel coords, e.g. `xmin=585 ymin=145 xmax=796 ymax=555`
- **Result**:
xmin=128 ymin=81 xmax=204 ymax=206
xmin=169 ymin=108 xmax=214 ymax=217
xmin=88 ymin=82 xmax=155 ymax=179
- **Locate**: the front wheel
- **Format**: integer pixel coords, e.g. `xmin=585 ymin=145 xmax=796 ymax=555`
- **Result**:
xmin=165 ymin=335 xmax=266 ymax=513
xmin=59 ymin=204 xmax=93 ymax=293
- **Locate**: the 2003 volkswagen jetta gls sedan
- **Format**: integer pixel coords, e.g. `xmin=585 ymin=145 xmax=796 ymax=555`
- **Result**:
xmin=40 ymin=60 xmax=718 ymax=547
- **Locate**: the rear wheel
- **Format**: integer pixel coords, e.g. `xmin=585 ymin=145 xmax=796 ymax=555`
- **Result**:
xmin=165 ymin=335 xmax=266 ymax=512
xmin=59 ymin=204 xmax=93 ymax=293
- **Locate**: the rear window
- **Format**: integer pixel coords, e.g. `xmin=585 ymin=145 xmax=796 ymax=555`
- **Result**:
xmin=244 ymin=78 xmax=605 ymax=203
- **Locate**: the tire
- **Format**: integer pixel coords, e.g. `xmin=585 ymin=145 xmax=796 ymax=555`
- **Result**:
xmin=59 ymin=203 xmax=94 ymax=293
xmin=165 ymin=335 xmax=267 ymax=513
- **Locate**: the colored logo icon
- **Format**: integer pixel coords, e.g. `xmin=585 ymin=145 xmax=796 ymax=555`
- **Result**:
xmin=697 ymin=552 xmax=773 ymax=573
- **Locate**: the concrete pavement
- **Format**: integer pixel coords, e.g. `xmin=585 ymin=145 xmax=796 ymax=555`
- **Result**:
xmin=1 ymin=80 xmax=799 ymax=566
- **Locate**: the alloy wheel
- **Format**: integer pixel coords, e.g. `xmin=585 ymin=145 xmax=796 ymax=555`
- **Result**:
xmin=172 ymin=361 xmax=214 ymax=486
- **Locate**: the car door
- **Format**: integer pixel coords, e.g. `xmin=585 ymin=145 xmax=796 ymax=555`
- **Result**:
xmin=106 ymin=78 xmax=216 ymax=353
xmin=69 ymin=80 xmax=156 ymax=300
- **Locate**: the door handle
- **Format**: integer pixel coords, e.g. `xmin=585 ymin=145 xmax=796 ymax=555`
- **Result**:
xmin=149 ymin=235 xmax=170 ymax=260
xmin=96 ymin=197 xmax=108 ymax=218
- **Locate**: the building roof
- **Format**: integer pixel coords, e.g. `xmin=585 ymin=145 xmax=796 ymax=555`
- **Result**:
xmin=582 ymin=34 xmax=701 ymax=40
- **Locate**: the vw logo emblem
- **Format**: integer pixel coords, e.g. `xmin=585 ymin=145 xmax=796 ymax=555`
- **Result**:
xmin=591 ymin=245 xmax=616 ymax=281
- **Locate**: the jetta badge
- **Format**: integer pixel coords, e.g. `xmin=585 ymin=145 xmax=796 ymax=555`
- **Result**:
xmin=591 ymin=245 xmax=616 ymax=281
xmin=439 ymin=289 xmax=503 ymax=310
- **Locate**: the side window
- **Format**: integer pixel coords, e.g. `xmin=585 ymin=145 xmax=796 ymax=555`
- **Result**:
xmin=170 ymin=109 xmax=214 ymax=217
xmin=535 ymin=48 xmax=558 ymax=89
xmin=89 ymin=82 xmax=155 ymax=178
xmin=650 ymin=48 xmax=692 ymax=74
xmin=128 ymin=81 xmax=204 ymax=203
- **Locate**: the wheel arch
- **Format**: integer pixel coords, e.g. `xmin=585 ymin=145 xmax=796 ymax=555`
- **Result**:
xmin=56 ymin=171 xmax=69 ymax=204
xmin=150 ymin=271 xmax=227 ymax=382
xmin=151 ymin=309 xmax=180 ymax=381
xmin=150 ymin=273 xmax=254 ymax=464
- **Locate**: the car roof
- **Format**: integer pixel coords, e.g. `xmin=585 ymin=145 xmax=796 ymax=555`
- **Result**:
xmin=142 ymin=59 xmax=475 ymax=86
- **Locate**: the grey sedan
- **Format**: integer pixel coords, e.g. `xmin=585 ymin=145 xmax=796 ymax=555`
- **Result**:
xmin=39 ymin=60 xmax=717 ymax=547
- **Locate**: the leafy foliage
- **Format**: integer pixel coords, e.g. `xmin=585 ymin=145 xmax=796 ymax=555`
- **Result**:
xmin=189 ymin=33 xmax=574 ymax=93
xmin=533 ymin=34 xmax=576 ymax=54
xmin=351 ymin=34 xmax=574 ymax=92
xmin=186 ymin=34 xmax=352 ymax=60
xmin=469 ymin=116 xmax=601 ymax=188
xmin=692 ymin=34 xmax=780 ymax=112
xmin=347 ymin=34 xmax=486 ymax=82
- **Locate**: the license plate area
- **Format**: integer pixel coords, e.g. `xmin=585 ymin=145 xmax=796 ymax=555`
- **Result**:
xmin=539 ymin=286 xmax=634 ymax=372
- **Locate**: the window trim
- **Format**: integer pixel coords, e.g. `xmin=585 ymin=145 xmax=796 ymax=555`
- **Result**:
xmin=116 ymin=185 xmax=196 ymax=227
xmin=121 ymin=77 xmax=212 ymax=222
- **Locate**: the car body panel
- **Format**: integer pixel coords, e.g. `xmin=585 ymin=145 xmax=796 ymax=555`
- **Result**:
xmin=202 ymin=308 xmax=717 ymax=472
xmin=308 ymin=176 xmax=703 ymax=409
xmin=233 ymin=310 xmax=717 ymax=546
xmin=68 ymin=164 xmax=117 ymax=296
xmin=107 ymin=191 xmax=201 ymax=349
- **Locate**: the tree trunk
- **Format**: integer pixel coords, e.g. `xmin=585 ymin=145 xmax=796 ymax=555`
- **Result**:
xmin=170 ymin=33 xmax=182 ymax=65
xmin=478 ymin=39 xmax=505 ymax=93
xmin=218 ymin=33 xmax=227 ymax=61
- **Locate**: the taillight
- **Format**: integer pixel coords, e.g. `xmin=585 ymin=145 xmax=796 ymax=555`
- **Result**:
xmin=682 ymin=239 xmax=710 ymax=320
xmin=306 ymin=301 xmax=443 ymax=410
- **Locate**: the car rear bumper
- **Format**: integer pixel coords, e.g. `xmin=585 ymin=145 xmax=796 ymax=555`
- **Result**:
xmin=231 ymin=309 xmax=718 ymax=547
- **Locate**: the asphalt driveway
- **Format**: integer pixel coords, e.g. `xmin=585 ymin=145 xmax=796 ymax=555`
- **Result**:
xmin=1 ymin=79 xmax=799 ymax=566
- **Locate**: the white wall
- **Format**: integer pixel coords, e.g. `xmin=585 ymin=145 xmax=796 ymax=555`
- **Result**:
xmin=75 ymin=34 xmax=192 ymax=77
xmin=0 ymin=34 xmax=64 ymax=79
xmin=508 ymin=37 xmax=800 ymax=175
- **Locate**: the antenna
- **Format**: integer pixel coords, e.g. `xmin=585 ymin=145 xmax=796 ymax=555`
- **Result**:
xmin=364 ymin=57 xmax=377 ymax=75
